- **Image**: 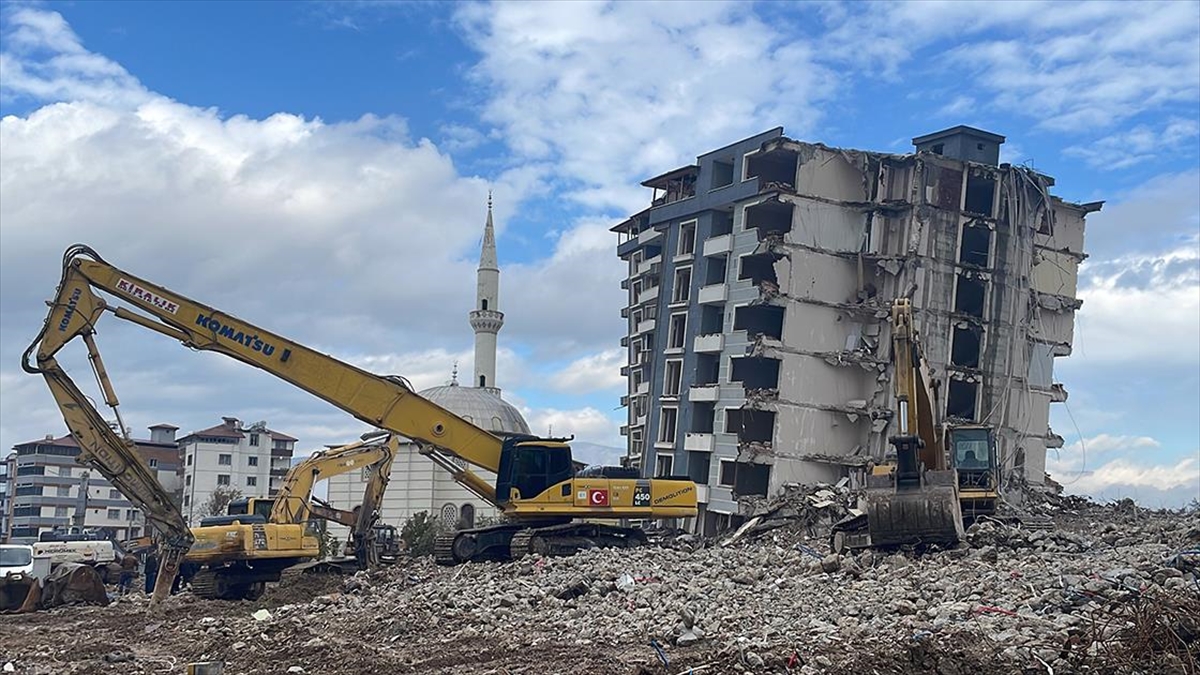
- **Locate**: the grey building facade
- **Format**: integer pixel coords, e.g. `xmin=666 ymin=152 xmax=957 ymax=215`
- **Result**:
xmin=5 ymin=429 xmax=180 ymax=543
xmin=614 ymin=126 xmax=1094 ymax=536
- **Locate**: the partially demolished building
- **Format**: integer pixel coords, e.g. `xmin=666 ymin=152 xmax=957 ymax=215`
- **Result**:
xmin=613 ymin=126 xmax=1097 ymax=535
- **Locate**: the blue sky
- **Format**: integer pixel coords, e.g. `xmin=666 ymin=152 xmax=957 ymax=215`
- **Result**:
xmin=0 ymin=1 xmax=1197 ymax=505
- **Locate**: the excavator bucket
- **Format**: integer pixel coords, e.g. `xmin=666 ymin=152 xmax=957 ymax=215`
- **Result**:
xmin=0 ymin=573 xmax=42 ymax=613
xmin=865 ymin=469 xmax=964 ymax=548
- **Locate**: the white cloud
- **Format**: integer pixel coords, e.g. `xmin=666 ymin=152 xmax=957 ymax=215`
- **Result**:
xmin=550 ymin=348 xmax=625 ymax=394
xmin=1063 ymin=118 xmax=1200 ymax=169
xmin=520 ymin=406 xmax=621 ymax=447
xmin=0 ymin=8 xmax=627 ymax=464
xmin=503 ymin=217 xmax=627 ymax=356
xmin=1059 ymin=170 xmax=1200 ymax=365
xmin=1047 ymin=433 xmax=1198 ymax=507
xmin=453 ymin=1 xmax=837 ymax=212
xmin=439 ymin=123 xmax=489 ymax=153
xmin=1073 ymin=246 xmax=1200 ymax=364
xmin=0 ymin=7 xmax=150 ymax=108
xmin=1063 ymin=433 xmax=1161 ymax=456
xmin=820 ymin=1 xmax=1200 ymax=133
xmin=937 ymin=95 xmax=975 ymax=117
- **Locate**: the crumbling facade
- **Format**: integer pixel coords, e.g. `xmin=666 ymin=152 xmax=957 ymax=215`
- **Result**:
xmin=613 ymin=126 xmax=1096 ymax=535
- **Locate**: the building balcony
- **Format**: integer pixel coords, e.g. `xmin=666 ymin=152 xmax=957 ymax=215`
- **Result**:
xmin=703 ymin=233 xmax=732 ymax=257
xmin=698 ymin=284 xmax=727 ymax=304
xmin=694 ymin=333 xmax=724 ymax=353
xmin=695 ymin=485 xmax=709 ymax=503
xmin=635 ymin=318 xmax=656 ymax=335
xmin=684 ymin=433 xmax=715 ymax=452
xmin=636 ymin=256 xmax=663 ymax=277
xmin=638 ymin=228 xmax=663 ymax=245
xmin=689 ymin=385 xmax=720 ymax=402
xmin=637 ymin=285 xmax=660 ymax=305
xmin=636 ymin=381 xmax=650 ymax=396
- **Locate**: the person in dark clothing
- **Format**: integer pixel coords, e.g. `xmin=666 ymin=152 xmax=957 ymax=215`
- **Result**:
xmin=117 ymin=554 xmax=137 ymax=595
xmin=144 ymin=550 xmax=159 ymax=594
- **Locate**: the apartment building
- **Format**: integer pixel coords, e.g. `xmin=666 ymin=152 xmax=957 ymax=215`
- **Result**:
xmin=1 ymin=454 xmax=12 ymax=541
xmin=614 ymin=126 xmax=1095 ymax=536
xmin=178 ymin=416 xmax=296 ymax=524
xmin=4 ymin=428 xmax=180 ymax=543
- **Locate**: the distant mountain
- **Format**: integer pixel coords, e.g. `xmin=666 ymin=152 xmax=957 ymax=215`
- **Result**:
xmin=571 ymin=441 xmax=627 ymax=467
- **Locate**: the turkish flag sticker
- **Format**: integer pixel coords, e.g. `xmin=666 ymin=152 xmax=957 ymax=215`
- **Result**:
xmin=588 ymin=489 xmax=610 ymax=506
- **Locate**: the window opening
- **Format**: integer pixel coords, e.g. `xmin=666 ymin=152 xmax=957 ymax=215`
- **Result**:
xmin=951 ymin=326 xmax=982 ymax=368
xmin=710 ymin=160 xmax=734 ymax=189
xmin=954 ymin=275 xmax=986 ymax=318
xmin=960 ymin=222 xmax=991 ymax=267
xmin=946 ymin=380 xmax=978 ymax=420
xmin=658 ymin=407 xmax=678 ymax=444
xmin=678 ymin=222 xmax=696 ymax=256
xmin=964 ymin=174 xmax=996 ymax=216
xmin=672 ymin=267 xmax=692 ymax=303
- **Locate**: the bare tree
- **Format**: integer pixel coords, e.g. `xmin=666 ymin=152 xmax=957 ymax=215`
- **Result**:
xmin=201 ymin=486 xmax=244 ymax=517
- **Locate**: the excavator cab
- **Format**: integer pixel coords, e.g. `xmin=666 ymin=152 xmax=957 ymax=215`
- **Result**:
xmin=227 ymin=498 xmax=274 ymax=519
xmin=947 ymin=425 xmax=998 ymax=520
xmin=495 ymin=437 xmax=575 ymax=504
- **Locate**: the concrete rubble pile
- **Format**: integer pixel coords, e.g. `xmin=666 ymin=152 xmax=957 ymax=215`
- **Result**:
xmin=722 ymin=481 xmax=862 ymax=550
xmin=2 ymin=500 xmax=1197 ymax=675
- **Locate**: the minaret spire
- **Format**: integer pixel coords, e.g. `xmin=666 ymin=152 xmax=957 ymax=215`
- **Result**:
xmin=469 ymin=193 xmax=503 ymax=393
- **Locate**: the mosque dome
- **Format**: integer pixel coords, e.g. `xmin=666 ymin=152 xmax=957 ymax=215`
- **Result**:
xmin=419 ymin=381 xmax=531 ymax=435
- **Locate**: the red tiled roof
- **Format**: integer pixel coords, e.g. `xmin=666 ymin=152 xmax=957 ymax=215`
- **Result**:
xmin=180 ymin=422 xmax=243 ymax=440
xmin=268 ymin=431 xmax=298 ymax=442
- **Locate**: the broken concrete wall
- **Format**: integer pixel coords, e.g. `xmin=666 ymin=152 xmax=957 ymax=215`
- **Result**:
xmin=1032 ymin=249 xmax=1081 ymax=297
xmin=783 ymin=198 xmax=866 ymax=252
xmin=795 ymin=145 xmax=873 ymax=203
xmin=775 ymin=248 xmax=860 ymax=306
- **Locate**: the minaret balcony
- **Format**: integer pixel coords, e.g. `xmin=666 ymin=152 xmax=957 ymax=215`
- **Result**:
xmin=469 ymin=309 xmax=505 ymax=333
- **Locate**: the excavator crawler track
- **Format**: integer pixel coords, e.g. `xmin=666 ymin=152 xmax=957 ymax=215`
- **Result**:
xmin=509 ymin=523 xmax=648 ymax=560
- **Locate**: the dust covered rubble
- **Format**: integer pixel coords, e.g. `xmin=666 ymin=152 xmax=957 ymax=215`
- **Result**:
xmin=182 ymin=504 xmax=1198 ymax=674
xmin=4 ymin=499 xmax=1197 ymax=675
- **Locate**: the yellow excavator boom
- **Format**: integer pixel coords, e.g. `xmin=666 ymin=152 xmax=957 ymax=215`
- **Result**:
xmin=26 ymin=244 xmax=696 ymax=581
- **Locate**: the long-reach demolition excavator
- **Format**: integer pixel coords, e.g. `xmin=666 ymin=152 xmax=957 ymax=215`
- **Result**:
xmin=831 ymin=299 xmax=968 ymax=552
xmin=24 ymin=244 xmax=697 ymax=604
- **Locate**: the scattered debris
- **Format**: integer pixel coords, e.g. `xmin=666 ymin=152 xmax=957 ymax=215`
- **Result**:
xmin=0 ymin=497 xmax=1196 ymax=674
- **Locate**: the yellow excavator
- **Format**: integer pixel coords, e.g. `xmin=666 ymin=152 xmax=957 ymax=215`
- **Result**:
xmin=832 ymin=299 xmax=966 ymax=552
xmin=24 ymin=244 xmax=697 ymax=604
xmin=180 ymin=433 xmax=398 ymax=599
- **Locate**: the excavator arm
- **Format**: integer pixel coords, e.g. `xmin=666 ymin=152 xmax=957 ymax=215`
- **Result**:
xmin=29 ymin=246 xmax=508 ymax=466
xmin=269 ymin=433 xmax=397 ymax=524
xmin=22 ymin=250 xmax=194 ymax=607
xmin=271 ymin=433 xmax=398 ymax=568
xmin=889 ymin=298 xmax=945 ymax=474
xmin=843 ymin=298 xmax=963 ymax=551
xmin=27 ymin=244 xmax=697 ymax=572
